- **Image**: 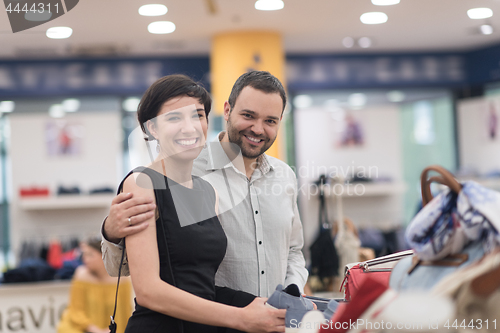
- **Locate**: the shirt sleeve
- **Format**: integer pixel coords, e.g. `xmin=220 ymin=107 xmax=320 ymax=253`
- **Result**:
xmin=283 ymin=176 xmax=309 ymax=293
xmin=101 ymin=218 xmax=130 ymax=277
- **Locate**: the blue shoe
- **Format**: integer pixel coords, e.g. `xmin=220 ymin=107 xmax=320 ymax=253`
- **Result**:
xmin=266 ymin=284 xmax=315 ymax=328
xmin=322 ymin=299 xmax=339 ymax=320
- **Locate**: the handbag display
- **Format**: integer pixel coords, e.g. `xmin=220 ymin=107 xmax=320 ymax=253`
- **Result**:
xmin=389 ymin=241 xmax=484 ymax=291
xmin=340 ymin=249 xmax=413 ymax=301
xmin=389 ymin=165 xmax=497 ymax=292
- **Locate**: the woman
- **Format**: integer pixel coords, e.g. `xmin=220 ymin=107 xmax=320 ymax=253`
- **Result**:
xmin=57 ymin=237 xmax=132 ymax=333
xmin=120 ymin=75 xmax=285 ymax=333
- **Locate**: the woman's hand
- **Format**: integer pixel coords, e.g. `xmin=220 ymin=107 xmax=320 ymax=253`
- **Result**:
xmin=237 ymin=298 xmax=286 ymax=333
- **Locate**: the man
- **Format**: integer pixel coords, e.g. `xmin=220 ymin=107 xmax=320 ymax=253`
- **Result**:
xmin=102 ymin=71 xmax=308 ymax=297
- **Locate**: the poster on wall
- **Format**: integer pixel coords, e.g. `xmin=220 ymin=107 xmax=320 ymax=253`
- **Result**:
xmin=332 ymin=111 xmax=365 ymax=148
xmin=46 ymin=121 xmax=84 ymax=156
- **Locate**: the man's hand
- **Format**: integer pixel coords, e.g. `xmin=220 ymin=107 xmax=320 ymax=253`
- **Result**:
xmin=103 ymin=192 xmax=156 ymax=244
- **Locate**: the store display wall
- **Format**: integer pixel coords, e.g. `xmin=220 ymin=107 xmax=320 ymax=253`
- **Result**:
xmin=458 ymin=96 xmax=500 ymax=176
xmin=8 ymin=112 xmax=121 ymax=261
xmin=294 ymin=105 xmax=404 ymax=259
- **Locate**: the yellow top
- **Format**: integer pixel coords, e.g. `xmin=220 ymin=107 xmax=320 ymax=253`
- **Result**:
xmin=57 ymin=279 xmax=132 ymax=333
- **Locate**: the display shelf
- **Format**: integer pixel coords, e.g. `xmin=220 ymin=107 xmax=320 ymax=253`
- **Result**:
xmin=324 ymin=182 xmax=407 ymax=198
xmin=18 ymin=194 xmax=115 ymax=210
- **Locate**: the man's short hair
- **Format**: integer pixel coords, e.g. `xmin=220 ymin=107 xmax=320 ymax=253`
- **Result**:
xmin=228 ymin=71 xmax=286 ymax=113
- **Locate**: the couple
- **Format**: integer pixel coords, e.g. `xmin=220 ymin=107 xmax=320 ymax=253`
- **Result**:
xmin=102 ymin=71 xmax=308 ymax=332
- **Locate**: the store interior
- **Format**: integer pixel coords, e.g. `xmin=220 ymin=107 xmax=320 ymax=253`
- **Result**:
xmin=1 ymin=0 xmax=500 ymax=332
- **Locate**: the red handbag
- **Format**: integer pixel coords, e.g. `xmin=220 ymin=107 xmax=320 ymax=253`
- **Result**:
xmin=340 ymin=250 xmax=413 ymax=301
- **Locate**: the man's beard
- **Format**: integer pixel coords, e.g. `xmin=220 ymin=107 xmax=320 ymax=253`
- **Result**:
xmin=226 ymin=118 xmax=276 ymax=159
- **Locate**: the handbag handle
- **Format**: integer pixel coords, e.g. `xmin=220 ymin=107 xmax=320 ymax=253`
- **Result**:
xmin=421 ymin=165 xmax=462 ymax=206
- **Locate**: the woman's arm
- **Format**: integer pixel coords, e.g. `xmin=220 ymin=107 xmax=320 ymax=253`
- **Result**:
xmin=123 ymin=173 xmax=285 ymax=333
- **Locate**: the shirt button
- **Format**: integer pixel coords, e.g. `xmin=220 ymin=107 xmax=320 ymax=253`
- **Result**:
xmin=259 ymin=241 xmax=262 ymax=245
xmin=255 ymin=211 xmax=258 ymax=214
xmin=261 ymin=271 xmax=265 ymax=274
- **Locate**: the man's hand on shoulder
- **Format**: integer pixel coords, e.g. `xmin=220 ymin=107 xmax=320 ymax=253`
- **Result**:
xmin=103 ymin=192 xmax=156 ymax=243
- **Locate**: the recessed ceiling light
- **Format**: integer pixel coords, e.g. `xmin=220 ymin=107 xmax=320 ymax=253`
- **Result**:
xmin=358 ymin=37 xmax=372 ymax=48
xmin=371 ymin=0 xmax=400 ymax=5
xmin=360 ymin=12 xmax=388 ymax=24
xmin=46 ymin=26 xmax=73 ymax=39
xmin=342 ymin=37 xmax=355 ymax=48
xmin=293 ymin=95 xmax=313 ymax=108
xmin=480 ymin=24 xmax=494 ymax=35
xmin=62 ymin=99 xmax=80 ymax=112
xmin=139 ymin=4 xmax=168 ymax=16
xmin=467 ymin=8 xmax=493 ymax=19
xmin=148 ymin=21 xmax=176 ymax=34
xmin=348 ymin=93 xmax=367 ymax=107
xmin=255 ymin=0 xmax=284 ymax=11
xmin=123 ymin=97 xmax=141 ymax=112
xmin=387 ymin=90 xmax=406 ymax=102
xmin=49 ymin=104 xmax=65 ymax=118
xmin=0 ymin=101 xmax=15 ymax=113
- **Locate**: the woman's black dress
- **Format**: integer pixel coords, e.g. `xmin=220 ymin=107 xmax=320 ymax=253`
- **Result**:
xmin=122 ymin=167 xmax=228 ymax=333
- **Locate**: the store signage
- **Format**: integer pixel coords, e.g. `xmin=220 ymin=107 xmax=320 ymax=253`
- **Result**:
xmin=286 ymin=54 xmax=467 ymax=89
xmin=0 ymin=282 xmax=69 ymax=333
xmin=0 ymin=57 xmax=210 ymax=98
xmin=0 ymin=44 xmax=498 ymax=97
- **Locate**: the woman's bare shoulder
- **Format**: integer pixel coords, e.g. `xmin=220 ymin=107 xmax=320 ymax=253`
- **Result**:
xmin=72 ymin=265 xmax=97 ymax=283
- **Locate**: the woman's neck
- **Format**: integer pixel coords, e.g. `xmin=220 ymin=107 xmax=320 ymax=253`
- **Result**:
xmin=153 ymin=157 xmax=194 ymax=187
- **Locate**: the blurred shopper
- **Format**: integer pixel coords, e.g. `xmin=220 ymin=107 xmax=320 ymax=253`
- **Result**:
xmin=106 ymin=74 xmax=285 ymax=333
xmin=57 ymin=236 xmax=132 ymax=333
xmin=101 ymin=71 xmax=308 ymax=299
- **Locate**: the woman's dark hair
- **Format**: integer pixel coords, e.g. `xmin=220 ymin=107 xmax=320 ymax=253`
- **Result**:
xmin=137 ymin=74 xmax=211 ymax=140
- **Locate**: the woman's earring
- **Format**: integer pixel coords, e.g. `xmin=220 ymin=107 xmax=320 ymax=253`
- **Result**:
xmin=156 ymin=141 xmax=160 ymax=153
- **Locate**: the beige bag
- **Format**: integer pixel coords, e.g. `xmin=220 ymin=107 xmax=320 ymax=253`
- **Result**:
xmin=433 ymin=248 xmax=500 ymax=332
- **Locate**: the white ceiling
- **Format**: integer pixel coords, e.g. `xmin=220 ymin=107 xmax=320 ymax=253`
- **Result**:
xmin=1 ymin=0 xmax=500 ymax=59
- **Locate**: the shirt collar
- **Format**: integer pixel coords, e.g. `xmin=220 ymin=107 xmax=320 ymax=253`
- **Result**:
xmin=205 ymin=132 xmax=274 ymax=175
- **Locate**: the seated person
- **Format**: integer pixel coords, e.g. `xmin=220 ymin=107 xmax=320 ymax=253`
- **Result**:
xmin=57 ymin=236 xmax=132 ymax=333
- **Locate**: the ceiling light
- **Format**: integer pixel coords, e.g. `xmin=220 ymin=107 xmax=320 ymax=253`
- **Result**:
xmin=255 ymin=0 xmax=284 ymax=11
xmin=293 ymin=95 xmax=313 ymax=108
xmin=46 ymin=26 xmax=73 ymax=39
xmin=371 ymin=0 xmax=400 ymax=5
xmin=480 ymin=24 xmax=494 ymax=35
xmin=387 ymin=90 xmax=406 ymax=102
xmin=358 ymin=37 xmax=372 ymax=48
xmin=342 ymin=37 xmax=355 ymax=48
xmin=123 ymin=97 xmax=141 ymax=112
xmin=148 ymin=21 xmax=176 ymax=34
xmin=360 ymin=12 xmax=388 ymax=24
xmin=348 ymin=93 xmax=367 ymax=107
xmin=0 ymin=101 xmax=15 ymax=113
xmin=467 ymin=8 xmax=493 ymax=19
xmin=139 ymin=4 xmax=168 ymax=16
xmin=62 ymin=99 xmax=80 ymax=112
xmin=49 ymin=104 xmax=65 ymax=118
